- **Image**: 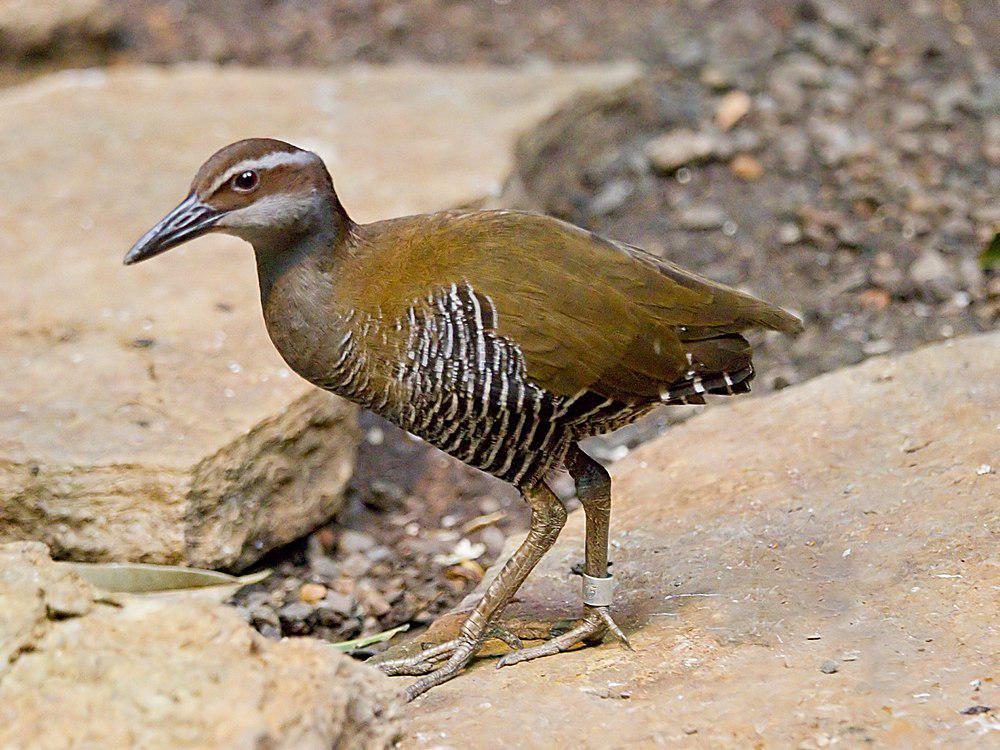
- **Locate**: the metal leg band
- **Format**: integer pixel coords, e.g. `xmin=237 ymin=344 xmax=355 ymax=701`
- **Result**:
xmin=582 ymin=572 xmax=614 ymax=607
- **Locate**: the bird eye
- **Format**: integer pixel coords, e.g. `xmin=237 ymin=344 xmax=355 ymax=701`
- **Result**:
xmin=232 ymin=170 xmax=259 ymax=192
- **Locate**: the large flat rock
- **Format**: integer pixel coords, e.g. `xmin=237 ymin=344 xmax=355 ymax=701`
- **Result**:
xmin=0 ymin=63 xmax=639 ymax=568
xmin=0 ymin=541 xmax=401 ymax=749
xmin=392 ymin=333 xmax=998 ymax=748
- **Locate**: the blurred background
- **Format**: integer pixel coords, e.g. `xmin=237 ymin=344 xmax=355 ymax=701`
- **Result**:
xmin=1 ymin=0 xmax=996 ymax=648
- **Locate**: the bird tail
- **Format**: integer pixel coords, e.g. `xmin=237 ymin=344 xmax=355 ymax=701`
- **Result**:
xmin=660 ymin=333 xmax=754 ymax=405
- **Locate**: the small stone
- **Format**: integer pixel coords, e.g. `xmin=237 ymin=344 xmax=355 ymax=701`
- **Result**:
xmin=730 ymin=154 xmax=763 ymax=181
xmin=315 ymin=592 xmax=355 ymax=625
xmin=779 ymin=130 xmax=810 ymax=173
xmin=646 ymin=129 xmax=721 ymax=173
xmin=715 ymin=90 xmax=752 ymax=131
xmin=313 ymin=527 xmax=337 ymax=551
xmin=249 ymin=604 xmax=280 ymax=630
xmin=338 ymin=529 xmax=376 ymax=554
xmin=809 ymin=119 xmax=873 ymax=166
xmin=339 ymin=553 xmax=372 ymax=578
xmin=835 ymin=222 xmax=864 ymax=248
xmin=909 ymin=248 xmax=956 ymax=287
xmin=858 ymin=288 xmax=891 ymax=311
xmin=310 ymin=555 xmax=340 ymax=580
xmin=299 ymin=582 xmax=327 ymax=605
xmin=932 ymin=81 xmax=974 ymax=122
xmin=588 ymin=179 xmax=634 ymax=216
xmin=893 ymin=102 xmax=930 ymax=131
xmin=820 ymin=659 xmax=840 ymax=674
xmin=677 ymin=205 xmax=727 ymax=230
xmin=778 ymin=222 xmax=803 ymax=245
xmin=277 ymin=601 xmax=314 ymax=634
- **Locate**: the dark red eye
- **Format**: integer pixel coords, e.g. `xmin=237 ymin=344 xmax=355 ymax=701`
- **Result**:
xmin=232 ymin=170 xmax=259 ymax=192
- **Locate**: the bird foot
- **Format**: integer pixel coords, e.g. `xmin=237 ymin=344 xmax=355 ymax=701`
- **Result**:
xmin=375 ymin=622 xmax=526 ymax=701
xmin=375 ymin=622 xmax=521 ymax=675
xmin=375 ymin=635 xmax=481 ymax=700
xmin=495 ymin=605 xmax=631 ymax=669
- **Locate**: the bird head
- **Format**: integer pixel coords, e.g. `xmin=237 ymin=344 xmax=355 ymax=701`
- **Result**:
xmin=124 ymin=138 xmax=345 ymax=265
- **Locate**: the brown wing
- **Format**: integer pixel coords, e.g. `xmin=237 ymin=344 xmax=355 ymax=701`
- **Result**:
xmin=345 ymin=210 xmax=801 ymax=401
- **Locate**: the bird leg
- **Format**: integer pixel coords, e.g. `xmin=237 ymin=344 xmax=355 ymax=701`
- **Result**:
xmin=497 ymin=447 xmax=630 ymax=669
xmin=376 ymin=482 xmax=567 ymax=700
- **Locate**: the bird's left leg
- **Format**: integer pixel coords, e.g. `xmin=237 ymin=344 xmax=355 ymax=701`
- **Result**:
xmin=376 ymin=481 xmax=567 ymax=699
xmin=497 ymin=446 xmax=630 ymax=668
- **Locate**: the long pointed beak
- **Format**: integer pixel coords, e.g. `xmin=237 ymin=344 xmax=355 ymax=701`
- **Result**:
xmin=123 ymin=194 xmax=221 ymax=265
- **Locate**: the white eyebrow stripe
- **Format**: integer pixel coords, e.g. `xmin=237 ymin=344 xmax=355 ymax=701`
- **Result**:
xmin=206 ymin=150 xmax=315 ymax=195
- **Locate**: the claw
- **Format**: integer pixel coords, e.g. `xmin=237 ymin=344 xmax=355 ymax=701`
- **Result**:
xmin=374 ymin=633 xmax=487 ymax=700
xmin=403 ymin=636 xmax=481 ymax=700
xmin=594 ymin=606 xmax=632 ymax=650
xmin=486 ymin=622 xmax=524 ymax=651
xmin=495 ymin=606 xmax=629 ymax=669
xmin=375 ymin=638 xmax=462 ymax=676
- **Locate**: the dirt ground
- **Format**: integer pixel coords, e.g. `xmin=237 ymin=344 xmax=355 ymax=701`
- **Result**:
xmin=3 ymin=1 xmax=996 ymax=650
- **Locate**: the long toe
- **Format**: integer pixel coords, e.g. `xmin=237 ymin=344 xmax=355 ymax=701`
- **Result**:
xmin=496 ymin=606 xmax=629 ymax=669
xmin=375 ymin=638 xmax=463 ymax=676
xmin=404 ymin=637 xmax=481 ymax=701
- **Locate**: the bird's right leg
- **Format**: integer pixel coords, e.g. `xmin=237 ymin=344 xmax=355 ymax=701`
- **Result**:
xmin=375 ymin=481 xmax=567 ymax=699
xmin=496 ymin=446 xmax=630 ymax=668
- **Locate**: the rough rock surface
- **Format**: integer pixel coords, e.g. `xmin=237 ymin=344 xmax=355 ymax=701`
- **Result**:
xmin=0 ymin=541 xmax=401 ymax=749
xmin=0 ymin=63 xmax=638 ymax=568
xmin=387 ymin=334 xmax=998 ymax=748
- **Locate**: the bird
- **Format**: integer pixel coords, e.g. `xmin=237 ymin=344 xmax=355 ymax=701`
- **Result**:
xmin=125 ymin=137 xmax=802 ymax=700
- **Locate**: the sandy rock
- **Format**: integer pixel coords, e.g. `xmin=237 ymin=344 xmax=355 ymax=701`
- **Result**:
xmin=0 ymin=63 xmax=639 ymax=568
xmin=0 ymin=541 xmax=401 ymax=749
xmin=0 ymin=0 xmax=118 ymax=53
xmin=387 ymin=333 xmax=999 ymax=748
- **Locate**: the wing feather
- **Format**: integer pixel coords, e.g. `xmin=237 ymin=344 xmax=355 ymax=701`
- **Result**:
xmin=346 ymin=210 xmax=801 ymax=400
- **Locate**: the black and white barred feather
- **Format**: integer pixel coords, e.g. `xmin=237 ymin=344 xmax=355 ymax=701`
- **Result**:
xmin=312 ymin=282 xmax=754 ymax=488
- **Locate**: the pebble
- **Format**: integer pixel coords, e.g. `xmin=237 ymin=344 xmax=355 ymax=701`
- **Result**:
xmin=715 ymin=90 xmax=752 ymax=131
xmin=778 ymin=222 xmax=803 ymax=245
xmin=893 ymin=102 xmax=930 ymax=131
xmin=820 ymin=659 xmax=840 ymax=674
xmin=369 ymin=479 xmax=405 ymax=509
xmin=778 ymin=130 xmax=810 ymax=173
xmin=809 ymin=118 xmax=873 ymax=166
xmin=317 ymin=591 xmax=355 ymax=621
xmin=339 ymin=553 xmax=372 ymax=578
xmin=909 ymin=247 xmax=957 ymax=290
xmin=310 ymin=555 xmax=340 ymax=579
xmin=835 ymin=222 xmax=864 ymax=248
xmin=646 ymin=129 xmax=721 ymax=173
xmin=589 ymin=179 xmax=634 ymax=216
xmin=338 ymin=529 xmax=376 ymax=554
xmin=299 ymin=582 xmax=327 ymax=604
xmin=278 ymin=601 xmax=314 ymax=628
xmin=677 ymin=205 xmax=727 ymax=230
xmin=858 ymin=288 xmax=891 ymax=311
xmin=730 ymin=153 xmax=763 ymax=181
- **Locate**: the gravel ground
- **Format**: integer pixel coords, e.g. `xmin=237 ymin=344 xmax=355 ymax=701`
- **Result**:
xmin=4 ymin=1 xmax=996 ymax=652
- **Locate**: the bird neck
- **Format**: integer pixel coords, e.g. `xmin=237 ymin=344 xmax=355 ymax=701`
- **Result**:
xmin=252 ymin=192 xmax=353 ymax=308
